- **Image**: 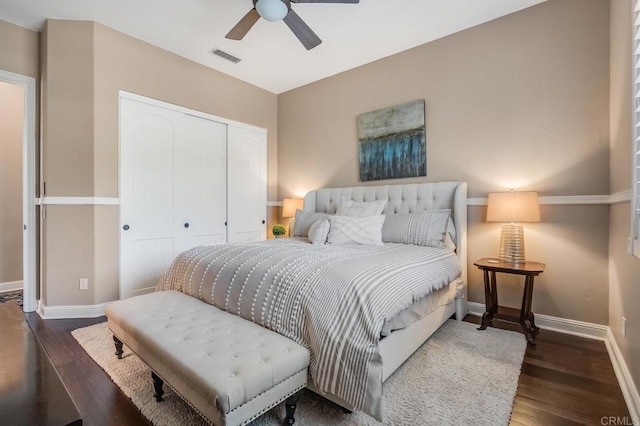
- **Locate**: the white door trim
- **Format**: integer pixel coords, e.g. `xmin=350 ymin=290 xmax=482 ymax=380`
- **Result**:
xmin=0 ymin=70 xmax=37 ymax=313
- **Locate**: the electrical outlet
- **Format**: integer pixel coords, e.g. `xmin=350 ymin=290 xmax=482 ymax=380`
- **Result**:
xmin=79 ymin=278 xmax=88 ymax=291
xmin=623 ymin=317 xmax=627 ymax=338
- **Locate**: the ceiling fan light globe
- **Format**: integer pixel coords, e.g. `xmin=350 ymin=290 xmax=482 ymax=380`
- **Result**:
xmin=255 ymin=0 xmax=288 ymax=21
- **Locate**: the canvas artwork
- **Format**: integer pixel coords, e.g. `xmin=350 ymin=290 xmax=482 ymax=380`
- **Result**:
xmin=357 ymin=100 xmax=426 ymax=182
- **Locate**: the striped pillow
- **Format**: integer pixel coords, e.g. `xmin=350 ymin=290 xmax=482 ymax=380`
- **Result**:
xmin=293 ymin=210 xmax=331 ymax=237
xmin=382 ymin=209 xmax=456 ymax=250
xmin=308 ymin=219 xmax=331 ymax=244
xmin=327 ymin=215 xmax=385 ymax=246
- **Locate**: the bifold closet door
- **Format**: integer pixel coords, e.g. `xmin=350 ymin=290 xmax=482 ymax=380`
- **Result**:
xmin=120 ymin=99 xmax=226 ymax=299
xmin=227 ymin=125 xmax=267 ymax=242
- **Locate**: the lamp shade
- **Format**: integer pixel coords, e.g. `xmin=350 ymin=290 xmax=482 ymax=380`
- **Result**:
xmin=255 ymin=0 xmax=288 ymax=21
xmin=486 ymin=191 xmax=540 ymax=223
xmin=282 ymin=198 xmax=303 ymax=218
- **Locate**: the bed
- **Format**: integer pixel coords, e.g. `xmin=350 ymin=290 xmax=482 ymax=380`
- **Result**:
xmin=157 ymin=181 xmax=468 ymax=420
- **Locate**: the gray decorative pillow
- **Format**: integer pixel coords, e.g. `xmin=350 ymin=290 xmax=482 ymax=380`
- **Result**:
xmin=382 ymin=209 xmax=456 ymax=250
xmin=442 ymin=216 xmax=457 ymax=251
xmin=308 ymin=219 xmax=330 ymax=245
xmin=327 ymin=215 xmax=385 ymax=246
xmin=336 ymin=196 xmax=387 ymax=217
xmin=293 ymin=210 xmax=331 ymax=237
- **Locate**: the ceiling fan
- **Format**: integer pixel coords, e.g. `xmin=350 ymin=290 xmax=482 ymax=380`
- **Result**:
xmin=226 ymin=0 xmax=359 ymax=51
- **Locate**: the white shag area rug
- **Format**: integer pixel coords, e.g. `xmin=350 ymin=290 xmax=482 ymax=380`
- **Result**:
xmin=72 ymin=320 xmax=526 ymax=426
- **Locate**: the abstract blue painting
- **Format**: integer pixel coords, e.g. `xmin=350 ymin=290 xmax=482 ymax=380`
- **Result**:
xmin=357 ymin=100 xmax=426 ymax=182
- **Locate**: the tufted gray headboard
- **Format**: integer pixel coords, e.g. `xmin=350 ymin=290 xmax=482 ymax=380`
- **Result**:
xmin=303 ymin=182 xmax=468 ymax=312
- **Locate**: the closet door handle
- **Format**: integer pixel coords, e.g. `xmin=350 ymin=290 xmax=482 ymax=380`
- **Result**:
xmin=184 ymin=223 xmax=189 ymax=228
xmin=262 ymin=220 xmax=265 ymax=224
xmin=123 ymin=224 xmax=130 ymax=231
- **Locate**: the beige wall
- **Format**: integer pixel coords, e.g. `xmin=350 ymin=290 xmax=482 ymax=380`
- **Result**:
xmin=469 ymin=204 xmax=609 ymax=323
xmin=0 ymin=20 xmax=39 ymax=78
xmin=278 ymin=0 xmax=611 ymax=323
xmin=41 ymin=20 xmax=278 ymax=305
xmin=40 ymin=21 xmax=96 ymax=305
xmin=41 ymin=21 xmax=94 ymax=197
xmin=0 ymin=81 xmax=24 ymax=283
xmin=609 ymin=0 xmax=640 ymax=393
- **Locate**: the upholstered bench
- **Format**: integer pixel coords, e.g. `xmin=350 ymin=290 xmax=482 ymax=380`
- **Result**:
xmin=104 ymin=291 xmax=310 ymax=426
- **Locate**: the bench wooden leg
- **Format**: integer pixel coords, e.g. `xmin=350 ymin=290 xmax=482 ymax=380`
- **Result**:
xmin=113 ymin=335 xmax=124 ymax=359
xmin=152 ymin=372 xmax=164 ymax=402
xmin=284 ymin=391 xmax=301 ymax=425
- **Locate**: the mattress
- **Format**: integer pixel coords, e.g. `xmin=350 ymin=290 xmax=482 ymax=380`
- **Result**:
xmin=381 ymin=279 xmax=457 ymax=337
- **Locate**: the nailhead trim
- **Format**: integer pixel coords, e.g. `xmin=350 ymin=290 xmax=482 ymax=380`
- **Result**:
xmin=111 ymin=330 xmax=308 ymax=425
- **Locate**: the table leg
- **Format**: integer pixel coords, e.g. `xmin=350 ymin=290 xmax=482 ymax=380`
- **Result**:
xmin=479 ymin=270 xmax=493 ymax=330
xmin=490 ymin=271 xmax=498 ymax=314
xmin=526 ymin=277 xmax=539 ymax=332
xmin=529 ymin=312 xmax=539 ymax=332
xmin=520 ymin=275 xmax=537 ymax=345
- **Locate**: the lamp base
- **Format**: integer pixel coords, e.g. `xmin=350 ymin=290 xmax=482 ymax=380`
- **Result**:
xmin=499 ymin=223 xmax=526 ymax=264
xmin=288 ymin=217 xmax=295 ymax=237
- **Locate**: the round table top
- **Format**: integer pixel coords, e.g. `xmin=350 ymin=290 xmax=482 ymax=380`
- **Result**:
xmin=473 ymin=258 xmax=545 ymax=274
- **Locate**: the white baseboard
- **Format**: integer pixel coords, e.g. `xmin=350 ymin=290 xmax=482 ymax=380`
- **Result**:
xmin=467 ymin=301 xmax=608 ymax=340
xmin=37 ymin=300 xmax=112 ymax=319
xmin=605 ymin=329 xmax=640 ymax=420
xmin=0 ymin=280 xmax=23 ymax=293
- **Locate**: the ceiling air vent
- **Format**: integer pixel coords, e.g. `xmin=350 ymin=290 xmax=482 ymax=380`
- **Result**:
xmin=210 ymin=48 xmax=241 ymax=64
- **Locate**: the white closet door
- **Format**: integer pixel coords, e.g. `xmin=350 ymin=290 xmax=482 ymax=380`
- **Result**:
xmin=227 ymin=125 xmax=267 ymax=242
xmin=120 ymin=98 xmax=180 ymax=299
xmin=120 ymin=100 xmax=227 ymax=299
xmin=175 ymin=114 xmax=227 ymax=252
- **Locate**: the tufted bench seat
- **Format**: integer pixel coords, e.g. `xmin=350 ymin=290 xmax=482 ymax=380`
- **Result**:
xmin=104 ymin=290 xmax=310 ymax=426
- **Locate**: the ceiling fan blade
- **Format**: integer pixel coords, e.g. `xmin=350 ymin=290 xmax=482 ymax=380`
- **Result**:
xmin=283 ymin=9 xmax=322 ymax=50
xmin=291 ymin=0 xmax=359 ymax=3
xmin=225 ymin=9 xmax=260 ymax=40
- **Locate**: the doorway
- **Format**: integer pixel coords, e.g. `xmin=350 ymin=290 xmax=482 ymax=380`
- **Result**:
xmin=0 ymin=70 xmax=37 ymax=313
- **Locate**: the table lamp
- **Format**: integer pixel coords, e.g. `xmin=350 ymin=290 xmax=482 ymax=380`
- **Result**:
xmin=282 ymin=198 xmax=304 ymax=236
xmin=486 ymin=191 xmax=540 ymax=264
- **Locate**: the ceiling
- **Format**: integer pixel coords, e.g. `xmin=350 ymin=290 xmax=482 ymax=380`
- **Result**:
xmin=0 ymin=0 xmax=546 ymax=94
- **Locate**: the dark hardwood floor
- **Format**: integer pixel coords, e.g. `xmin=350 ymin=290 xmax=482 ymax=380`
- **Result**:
xmin=0 ymin=302 xmax=81 ymax=426
xmin=13 ymin=308 xmax=629 ymax=425
xmin=24 ymin=310 xmax=149 ymax=426
xmin=466 ymin=315 xmax=630 ymax=425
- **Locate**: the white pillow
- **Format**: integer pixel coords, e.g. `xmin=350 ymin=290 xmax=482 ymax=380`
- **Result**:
xmin=293 ymin=210 xmax=331 ymax=237
xmin=336 ymin=196 xmax=387 ymax=217
xmin=308 ymin=219 xmax=330 ymax=245
xmin=327 ymin=215 xmax=385 ymax=246
xmin=382 ymin=209 xmax=456 ymax=250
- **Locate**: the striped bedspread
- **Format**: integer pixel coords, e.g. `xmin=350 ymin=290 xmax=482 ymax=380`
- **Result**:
xmin=157 ymin=238 xmax=461 ymax=419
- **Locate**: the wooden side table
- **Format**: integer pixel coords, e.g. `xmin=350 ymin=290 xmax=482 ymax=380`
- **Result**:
xmin=474 ymin=258 xmax=545 ymax=345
